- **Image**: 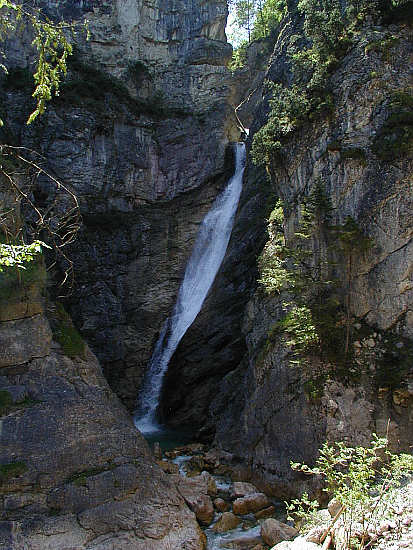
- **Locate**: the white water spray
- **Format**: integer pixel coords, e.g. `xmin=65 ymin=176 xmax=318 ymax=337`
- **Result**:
xmin=134 ymin=143 xmax=246 ymax=434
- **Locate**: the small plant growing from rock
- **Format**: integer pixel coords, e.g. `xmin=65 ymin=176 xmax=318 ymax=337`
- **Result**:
xmin=287 ymin=435 xmax=413 ymax=549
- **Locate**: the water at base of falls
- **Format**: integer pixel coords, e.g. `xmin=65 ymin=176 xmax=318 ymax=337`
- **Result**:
xmin=134 ymin=143 xmax=246 ymax=435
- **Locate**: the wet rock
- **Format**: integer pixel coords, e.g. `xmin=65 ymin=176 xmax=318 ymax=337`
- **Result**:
xmin=254 ymin=505 xmax=276 ymax=520
xmin=214 ymin=497 xmax=230 ymax=512
xmin=233 ymin=498 xmax=249 ymax=515
xmin=232 ymin=481 xmax=259 ymax=498
xmin=156 ymin=460 xmax=179 ymax=474
xmin=212 ymin=511 xmax=241 ymax=533
xmin=153 ymin=442 xmax=162 ymax=460
xmin=173 ymin=472 xmax=215 ymax=525
xmin=221 ymin=534 xmax=263 ymax=549
xmin=234 ymin=493 xmax=271 ymax=515
xmin=261 ymin=519 xmax=298 ymax=547
xmin=192 ymin=494 xmax=215 ymax=526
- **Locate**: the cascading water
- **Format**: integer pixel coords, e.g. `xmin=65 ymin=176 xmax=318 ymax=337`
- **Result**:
xmin=134 ymin=142 xmax=246 ymax=435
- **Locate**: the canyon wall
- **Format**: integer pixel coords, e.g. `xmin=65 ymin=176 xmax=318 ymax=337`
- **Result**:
xmin=164 ymin=4 xmax=413 ymax=496
xmin=1 ymin=0 xmax=239 ymax=409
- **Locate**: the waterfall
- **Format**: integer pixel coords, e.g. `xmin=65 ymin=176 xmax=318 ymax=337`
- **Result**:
xmin=134 ymin=143 xmax=246 ymax=435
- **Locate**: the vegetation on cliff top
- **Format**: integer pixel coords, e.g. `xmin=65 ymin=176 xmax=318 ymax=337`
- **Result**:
xmin=249 ymin=0 xmax=413 ymax=166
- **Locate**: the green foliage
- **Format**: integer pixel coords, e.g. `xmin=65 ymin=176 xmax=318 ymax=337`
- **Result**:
xmin=228 ymin=41 xmax=248 ymax=70
xmin=127 ymin=60 xmax=150 ymax=85
xmin=288 ymin=436 xmax=413 ymax=549
xmin=285 ymin=492 xmax=320 ymax=532
xmin=365 ymin=36 xmax=400 ymax=61
xmin=335 ymin=217 xmax=372 ymax=254
xmin=251 ymin=0 xmax=404 ymax=168
xmin=228 ymin=0 xmax=286 ymax=47
xmin=251 ymin=0 xmax=287 ymax=40
xmin=0 ymin=240 xmax=49 ymax=272
xmin=0 ymin=461 xmax=27 ymax=483
xmin=0 ymin=0 xmax=88 ymax=125
xmin=53 ymin=303 xmax=86 ymax=359
xmin=373 ymin=91 xmax=413 ymax=161
xmin=251 ymin=83 xmax=311 ymax=165
xmin=56 ymin=54 xmax=188 ymax=119
xmin=0 ymin=390 xmax=40 ymax=416
xmin=258 ymin=185 xmax=374 ymax=382
xmin=376 ymin=333 xmax=413 ymax=390
xmin=276 ymin=305 xmax=319 ymax=354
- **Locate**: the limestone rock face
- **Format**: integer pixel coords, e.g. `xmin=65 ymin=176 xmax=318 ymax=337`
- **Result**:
xmin=160 ymin=10 xmax=413 ymax=497
xmin=2 ymin=0 xmax=238 ymax=410
xmin=0 ymin=293 xmax=205 ymax=549
xmin=210 ymin=18 xmax=413 ymax=496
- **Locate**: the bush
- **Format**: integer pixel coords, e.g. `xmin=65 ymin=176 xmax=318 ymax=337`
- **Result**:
xmin=373 ymin=91 xmax=413 ymax=161
xmin=287 ymin=436 xmax=413 ymax=549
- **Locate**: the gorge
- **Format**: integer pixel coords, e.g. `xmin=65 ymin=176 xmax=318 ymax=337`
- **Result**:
xmin=0 ymin=1 xmax=412 ymax=549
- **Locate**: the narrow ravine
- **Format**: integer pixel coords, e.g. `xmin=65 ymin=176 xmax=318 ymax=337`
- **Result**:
xmin=134 ymin=143 xmax=246 ymax=435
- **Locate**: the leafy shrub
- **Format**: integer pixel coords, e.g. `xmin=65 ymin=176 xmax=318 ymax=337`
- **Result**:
xmin=288 ymin=436 xmax=413 ymax=549
xmin=373 ymin=91 xmax=413 ymax=161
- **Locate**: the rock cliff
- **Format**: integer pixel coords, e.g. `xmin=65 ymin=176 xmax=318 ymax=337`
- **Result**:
xmin=0 ymin=269 xmax=205 ymax=549
xmin=0 ymin=0 xmax=237 ymax=548
xmin=1 ymin=0 xmax=239 ymax=409
xmin=163 ymin=3 xmax=413 ymax=496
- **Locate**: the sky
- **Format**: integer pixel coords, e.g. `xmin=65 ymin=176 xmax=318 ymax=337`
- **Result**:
xmin=225 ymin=9 xmax=249 ymax=47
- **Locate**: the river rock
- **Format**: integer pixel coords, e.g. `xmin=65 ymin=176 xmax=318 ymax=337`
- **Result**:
xmin=214 ymin=497 xmax=230 ymax=512
xmin=156 ymin=460 xmax=179 ymax=474
xmin=221 ymin=535 xmax=263 ymax=549
xmin=212 ymin=511 xmax=241 ymax=533
xmin=261 ymin=519 xmax=298 ymax=547
xmin=255 ymin=505 xmax=277 ymax=520
xmin=232 ymin=481 xmax=259 ymax=498
xmin=328 ymin=497 xmax=342 ymax=517
xmin=233 ymin=493 xmax=271 ymax=515
xmin=192 ymin=494 xmax=215 ymax=526
xmin=173 ymin=473 xmax=215 ymax=525
xmin=271 ymin=538 xmax=320 ymax=550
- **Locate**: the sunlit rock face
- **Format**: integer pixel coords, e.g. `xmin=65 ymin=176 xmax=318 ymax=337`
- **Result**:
xmin=163 ymin=11 xmax=413 ymax=496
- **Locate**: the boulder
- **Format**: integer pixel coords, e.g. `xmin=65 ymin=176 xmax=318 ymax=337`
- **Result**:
xmin=271 ymin=538 xmax=320 ymax=550
xmin=255 ymin=505 xmax=276 ymax=520
xmin=233 ymin=498 xmax=249 ymax=515
xmin=261 ymin=519 xmax=298 ymax=547
xmin=173 ymin=473 xmax=215 ymax=525
xmin=221 ymin=535 xmax=263 ymax=549
xmin=156 ymin=460 xmax=179 ymax=474
xmin=234 ymin=493 xmax=271 ymax=515
xmin=214 ymin=497 xmax=230 ymax=512
xmin=212 ymin=511 xmax=241 ymax=533
xmin=232 ymin=481 xmax=259 ymax=498
xmin=328 ymin=498 xmax=342 ymax=517
xmin=192 ymin=494 xmax=215 ymax=526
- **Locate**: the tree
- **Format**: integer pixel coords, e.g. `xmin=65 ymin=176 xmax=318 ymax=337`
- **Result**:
xmin=228 ymin=0 xmax=286 ymax=43
xmin=0 ymin=1 xmax=86 ymax=287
